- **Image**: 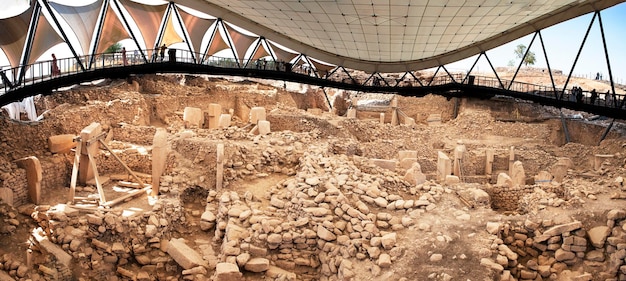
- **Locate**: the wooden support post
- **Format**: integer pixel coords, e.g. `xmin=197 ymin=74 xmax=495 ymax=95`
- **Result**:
xmin=68 ymin=139 xmax=82 ymax=204
xmin=87 ymin=148 xmax=106 ymax=205
xmin=98 ymin=139 xmax=147 ymax=189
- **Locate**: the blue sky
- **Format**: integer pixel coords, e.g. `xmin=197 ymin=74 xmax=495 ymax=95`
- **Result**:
xmin=447 ymin=2 xmax=626 ymax=83
xmin=1 ymin=1 xmax=625 ymax=83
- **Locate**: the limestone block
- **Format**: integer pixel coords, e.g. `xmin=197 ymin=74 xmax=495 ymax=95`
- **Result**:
xmin=307 ymin=108 xmax=323 ymax=115
xmin=346 ymin=108 xmax=357 ymax=118
xmin=258 ymin=120 xmax=271 ymax=135
xmin=216 ymin=143 xmax=224 ymax=190
xmin=554 ymin=249 xmax=575 ymax=261
xmin=496 ymin=173 xmax=513 ymax=188
xmin=371 ymin=159 xmax=397 ymax=171
xmin=542 ymin=221 xmax=583 ymax=237
xmin=15 ymin=156 xmax=42 ymax=204
xmin=37 ymin=238 xmax=72 ymax=267
xmin=378 ymin=253 xmax=392 ymax=267
xmin=208 ymin=103 xmax=222 ymax=117
xmin=214 ymin=263 xmax=242 ymax=281
xmin=208 ymin=103 xmax=222 ymax=129
xmin=404 ymin=117 xmax=415 ymax=126
xmin=151 ymin=128 xmax=169 ymax=196
xmin=398 ymin=150 xmax=418 ymax=162
xmin=266 ymin=266 xmax=296 ymax=281
xmin=550 ymin=157 xmax=573 ymax=182
xmin=167 ymin=238 xmax=207 ymax=269
xmin=453 ymin=143 xmax=466 ymax=176
xmin=183 ymin=107 xmax=204 ymax=128
xmin=250 ymin=107 xmax=266 ymax=124
xmin=594 ymin=154 xmax=614 ymax=170
xmin=317 ymin=226 xmax=336 ymax=241
xmin=485 ymin=149 xmax=494 ymax=175
xmin=379 ymin=113 xmax=385 ymax=124
xmin=218 ymin=114 xmax=231 ymax=128
xmin=510 ymin=161 xmax=525 ymax=186
xmin=445 ymin=175 xmax=460 ymax=185
xmin=437 ymin=151 xmax=451 ymax=182
xmin=79 ymin=122 xmax=102 ymax=184
xmin=399 ymin=158 xmax=418 ymax=170
xmin=587 ymin=226 xmax=610 ymax=248
xmin=48 ymin=134 xmax=76 ymax=153
xmin=391 ymin=109 xmax=398 ymax=125
xmin=534 ymin=171 xmax=553 ymax=186
xmin=403 ymin=162 xmax=426 ymax=185
xmin=244 ymin=258 xmax=269 ymax=272
xmin=0 ymin=188 xmax=13 ymax=206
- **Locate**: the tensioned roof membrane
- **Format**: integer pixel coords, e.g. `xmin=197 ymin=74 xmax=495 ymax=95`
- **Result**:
xmin=174 ymin=0 xmax=625 ymax=72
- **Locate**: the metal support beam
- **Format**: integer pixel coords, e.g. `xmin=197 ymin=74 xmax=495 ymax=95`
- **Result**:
xmin=538 ymin=31 xmax=558 ymax=99
xmin=597 ymin=12 xmax=619 ymax=109
xmin=18 ymin=2 xmax=41 ymax=85
xmin=171 ymin=4 xmax=196 ymax=63
xmin=112 ymin=0 xmax=149 ymax=64
xmin=562 ymin=12 xmax=597 ymax=99
xmin=219 ymin=19 xmax=242 ymax=68
xmin=560 ymin=110 xmax=571 ymax=144
xmin=200 ymin=20 xmax=220 ymax=63
xmin=41 ymin=0 xmax=85 ymax=71
xmin=462 ymin=53 xmax=482 ymax=84
xmin=508 ymin=32 xmax=537 ymax=90
xmin=427 ymin=66 xmax=441 ymax=86
xmin=321 ymin=87 xmax=333 ymax=110
xmin=89 ymin=0 xmax=110 ymax=69
xmin=483 ymin=52 xmax=505 ymax=89
xmin=598 ymin=119 xmax=615 ymax=145
xmin=441 ymin=65 xmax=456 ymax=83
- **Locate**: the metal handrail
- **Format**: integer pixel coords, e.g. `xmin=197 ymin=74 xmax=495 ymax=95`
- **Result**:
xmin=1 ymin=48 xmax=624 ymax=109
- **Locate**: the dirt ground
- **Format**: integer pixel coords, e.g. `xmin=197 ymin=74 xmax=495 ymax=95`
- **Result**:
xmin=1 ymin=69 xmax=626 ymax=281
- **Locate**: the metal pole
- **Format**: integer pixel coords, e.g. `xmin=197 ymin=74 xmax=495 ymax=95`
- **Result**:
xmin=321 ymin=87 xmax=333 ymax=110
xmin=538 ymin=31 xmax=558 ymax=99
xmin=41 ymin=0 xmax=85 ymax=71
xmin=598 ymin=119 xmax=614 ymax=145
xmin=562 ymin=12 xmax=597 ymax=99
xmin=462 ymin=53 xmax=482 ymax=84
xmin=441 ymin=65 xmax=456 ymax=83
xmin=427 ymin=66 xmax=441 ymax=86
xmin=560 ymin=110 xmax=571 ymax=144
xmin=112 ymin=0 xmax=148 ymax=64
xmin=171 ymin=4 xmax=196 ymax=63
xmin=508 ymin=32 xmax=537 ymax=90
xmin=484 ymin=52 xmax=505 ymax=89
xmin=597 ymin=12 xmax=619 ymax=108
xmin=220 ymin=20 xmax=242 ymax=67
xmin=89 ymin=0 xmax=109 ymax=69
xmin=18 ymin=2 xmax=41 ymax=85
xmin=200 ymin=21 xmax=220 ymax=63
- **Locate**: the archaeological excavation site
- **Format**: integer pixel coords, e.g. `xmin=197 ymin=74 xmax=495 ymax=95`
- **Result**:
xmin=1 ymin=72 xmax=626 ymax=281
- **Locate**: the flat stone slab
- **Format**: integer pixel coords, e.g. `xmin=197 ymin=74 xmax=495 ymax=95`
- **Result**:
xmin=167 ymin=238 xmax=207 ymax=269
xmin=214 ymin=262 xmax=242 ymax=281
xmin=541 ymin=221 xmax=583 ymax=238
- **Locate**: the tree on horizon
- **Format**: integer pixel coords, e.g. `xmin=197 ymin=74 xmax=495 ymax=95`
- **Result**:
xmin=514 ymin=44 xmax=536 ymax=66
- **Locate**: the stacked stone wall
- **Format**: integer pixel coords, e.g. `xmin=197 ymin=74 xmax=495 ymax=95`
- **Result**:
xmin=0 ymin=170 xmax=28 ymax=206
xmin=484 ymin=210 xmax=626 ymax=280
xmin=490 ymin=185 xmax=535 ymax=211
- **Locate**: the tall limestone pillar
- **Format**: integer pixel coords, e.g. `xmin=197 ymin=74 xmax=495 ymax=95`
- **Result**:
xmin=152 ymin=128 xmax=169 ymax=196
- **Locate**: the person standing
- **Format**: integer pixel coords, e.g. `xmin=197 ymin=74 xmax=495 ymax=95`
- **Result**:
xmin=160 ymin=44 xmax=166 ymax=61
xmin=51 ymin=54 xmax=60 ymax=77
xmin=122 ymin=47 xmax=127 ymax=66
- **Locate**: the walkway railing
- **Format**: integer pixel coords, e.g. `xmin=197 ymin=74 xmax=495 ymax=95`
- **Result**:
xmin=1 ymin=48 xmax=624 ymax=111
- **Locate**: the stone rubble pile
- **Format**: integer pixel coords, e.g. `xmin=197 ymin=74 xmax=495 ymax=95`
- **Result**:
xmin=196 ymin=144 xmax=448 ymax=280
xmin=482 ymin=209 xmax=626 ymax=280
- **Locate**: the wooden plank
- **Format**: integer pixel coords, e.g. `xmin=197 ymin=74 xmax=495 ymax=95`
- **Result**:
xmin=102 ymin=186 xmax=151 ymax=207
xmin=117 ymin=181 xmax=144 ymax=189
xmin=68 ymin=140 xmax=82 ymax=204
xmin=98 ymin=139 xmax=147 ymax=189
xmin=87 ymin=150 xmax=106 ymax=204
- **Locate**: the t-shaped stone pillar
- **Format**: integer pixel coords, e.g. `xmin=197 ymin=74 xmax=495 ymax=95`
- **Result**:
xmin=78 ymin=122 xmax=102 ymax=184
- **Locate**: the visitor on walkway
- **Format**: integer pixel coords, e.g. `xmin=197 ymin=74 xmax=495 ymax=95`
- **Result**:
xmin=160 ymin=44 xmax=167 ymax=61
xmin=122 ymin=47 xmax=127 ymax=66
xmin=51 ymin=54 xmax=60 ymax=77
xmin=590 ymin=89 xmax=597 ymax=104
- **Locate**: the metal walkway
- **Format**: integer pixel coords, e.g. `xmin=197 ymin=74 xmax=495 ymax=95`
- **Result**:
xmin=1 ymin=50 xmax=624 ymax=120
